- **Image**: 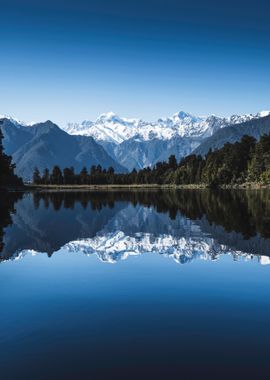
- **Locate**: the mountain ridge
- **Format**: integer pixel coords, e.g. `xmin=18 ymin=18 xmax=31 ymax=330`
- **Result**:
xmin=1 ymin=109 xmax=270 ymax=175
xmin=0 ymin=118 xmax=127 ymax=180
xmin=64 ymin=110 xmax=270 ymax=170
xmin=64 ymin=110 xmax=270 ymax=143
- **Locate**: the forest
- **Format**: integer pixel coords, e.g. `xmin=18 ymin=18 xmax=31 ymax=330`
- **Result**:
xmin=32 ymin=133 xmax=270 ymax=187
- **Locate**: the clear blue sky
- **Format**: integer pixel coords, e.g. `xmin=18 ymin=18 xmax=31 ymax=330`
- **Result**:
xmin=0 ymin=0 xmax=270 ymax=125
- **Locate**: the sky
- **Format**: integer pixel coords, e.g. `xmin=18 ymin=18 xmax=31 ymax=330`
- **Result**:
xmin=0 ymin=0 xmax=270 ymax=126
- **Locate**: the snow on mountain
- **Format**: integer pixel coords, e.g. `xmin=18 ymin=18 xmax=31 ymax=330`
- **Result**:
xmin=66 ymin=112 xmax=142 ymax=144
xmin=229 ymin=110 xmax=270 ymax=124
xmin=65 ymin=111 xmax=217 ymax=143
xmin=2 ymin=109 xmax=269 ymax=172
xmin=0 ymin=114 xmax=30 ymax=127
xmin=64 ymin=110 xmax=270 ymax=144
xmin=2 ymin=110 xmax=269 ymax=143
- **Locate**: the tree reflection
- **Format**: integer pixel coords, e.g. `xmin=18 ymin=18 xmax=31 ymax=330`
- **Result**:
xmin=31 ymin=190 xmax=270 ymax=239
xmin=0 ymin=191 xmax=23 ymax=255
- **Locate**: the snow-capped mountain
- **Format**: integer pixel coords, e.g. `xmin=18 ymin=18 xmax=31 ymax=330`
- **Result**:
xmin=3 ymin=110 xmax=269 ymax=140
xmin=64 ymin=110 xmax=270 ymax=170
xmin=65 ymin=110 xmax=270 ymax=144
xmin=65 ymin=111 xmax=221 ymax=143
xmin=1 ymin=109 xmax=269 ymax=172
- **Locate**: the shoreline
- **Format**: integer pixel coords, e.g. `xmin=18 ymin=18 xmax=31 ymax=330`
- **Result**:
xmin=25 ymin=183 xmax=270 ymax=191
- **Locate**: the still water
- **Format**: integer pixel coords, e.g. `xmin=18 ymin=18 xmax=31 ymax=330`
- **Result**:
xmin=0 ymin=190 xmax=270 ymax=379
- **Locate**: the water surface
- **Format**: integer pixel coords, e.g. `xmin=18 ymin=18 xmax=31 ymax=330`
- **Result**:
xmin=1 ymin=190 xmax=270 ymax=379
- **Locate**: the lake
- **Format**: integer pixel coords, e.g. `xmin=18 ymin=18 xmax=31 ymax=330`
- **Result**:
xmin=0 ymin=189 xmax=270 ymax=379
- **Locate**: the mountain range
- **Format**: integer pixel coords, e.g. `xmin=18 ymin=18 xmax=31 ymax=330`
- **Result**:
xmin=64 ymin=110 xmax=270 ymax=170
xmin=1 ymin=109 xmax=270 ymax=179
xmin=65 ymin=110 xmax=270 ymax=143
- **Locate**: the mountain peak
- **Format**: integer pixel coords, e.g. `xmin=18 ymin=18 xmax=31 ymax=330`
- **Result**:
xmin=64 ymin=109 xmax=270 ymax=145
xmin=96 ymin=112 xmax=121 ymax=123
xmin=174 ymin=110 xmax=192 ymax=119
xmin=257 ymin=110 xmax=270 ymax=118
xmin=0 ymin=114 xmax=27 ymax=127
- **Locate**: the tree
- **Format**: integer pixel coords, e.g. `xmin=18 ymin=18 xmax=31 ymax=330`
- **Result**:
xmin=0 ymin=125 xmax=23 ymax=188
xmin=175 ymin=155 xmax=202 ymax=184
xmin=50 ymin=165 xmax=63 ymax=185
xmin=261 ymin=166 xmax=270 ymax=184
xmin=107 ymin=166 xmax=115 ymax=184
xmin=248 ymin=134 xmax=270 ymax=182
xmin=168 ymin=155 xmax=177 ymax=170
xmin=90 ymin=165 xmax=96 ymax=176
xmin=42 ymin=168 xmax=50 ymax=185
xmin=80 ymin=167 xmax=88 ymax=184
xmin=63 ymin=167 xmax=75 ymax=184
xmin=32 ymin=167 xmax=41 ymax=184
xmin=108 ymin=166 xmax=115 ymax=175
xmin=96 ymin=164 xmax=102 ymax=174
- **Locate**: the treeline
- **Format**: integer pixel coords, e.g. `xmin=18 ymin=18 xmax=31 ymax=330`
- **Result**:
xmin=32 ymin=133 xmax=270 ymax=186
xmin=0 ymin=126 xmax=23 ymax=188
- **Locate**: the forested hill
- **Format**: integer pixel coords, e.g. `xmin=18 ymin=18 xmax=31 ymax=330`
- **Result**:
xmin=33 ymin=133 xmax=270 ymax=187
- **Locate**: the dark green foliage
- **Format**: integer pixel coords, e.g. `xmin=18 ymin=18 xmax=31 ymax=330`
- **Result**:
xmin=0 ymin=125 xmax=23 ymax=188
xmin=32 ymin=167 xmax=41 ymax=184
xmin=175 ymin=155 xmax=204 ymax=184
xmin=80 ymin=167 xmax=88 ymax=184
xmin=248 ymin=134 xmax=270 ymax=181
xmin=32 ymin=134 xmax=270 ymax=186
xmin=63 ymin=167 xmax=75 ymax=185
xmin=168 ymin=154 xmax=177 ymax=169
xmin=0 ymin=191 xmax=23 ymax=255
xmin=201 ymin=135 xmax=256 ymax=185
xmin=42 ymin=168 xmax=50 ymax=185
xmin=50 ymin=166 xmax=63 ymax=185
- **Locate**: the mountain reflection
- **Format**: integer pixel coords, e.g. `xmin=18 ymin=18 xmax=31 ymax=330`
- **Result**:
xmin=1 ymin=190 xmax=270 ymax=264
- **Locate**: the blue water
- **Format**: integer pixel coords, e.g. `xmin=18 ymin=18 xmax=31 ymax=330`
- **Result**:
xmin=0 ymin=190 xmax=270 ymax=379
